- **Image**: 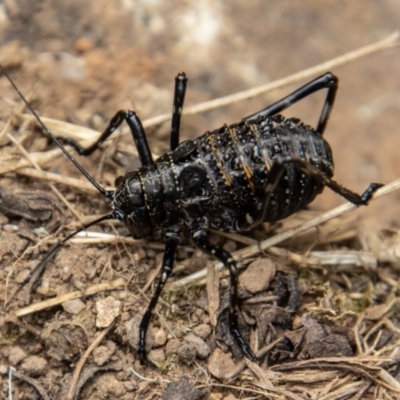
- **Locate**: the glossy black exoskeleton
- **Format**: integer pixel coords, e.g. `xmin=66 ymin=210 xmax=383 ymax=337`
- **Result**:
xmin=2 ymin=67 xmax=382 ymax=364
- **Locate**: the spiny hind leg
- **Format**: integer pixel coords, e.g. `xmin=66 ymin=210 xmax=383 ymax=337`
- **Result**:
xmin=276 ymin=155 xmax=383 ymax=205
xmin=244 ymin=72 xmax=338 ymax=135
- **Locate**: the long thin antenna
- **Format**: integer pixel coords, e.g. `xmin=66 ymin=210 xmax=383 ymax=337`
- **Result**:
xmin=1 ymin=65 xmax=114 ymax=199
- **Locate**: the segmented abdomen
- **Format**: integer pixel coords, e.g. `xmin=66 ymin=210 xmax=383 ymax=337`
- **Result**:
xmin=194 ymin=114 xmax=334 ymax=227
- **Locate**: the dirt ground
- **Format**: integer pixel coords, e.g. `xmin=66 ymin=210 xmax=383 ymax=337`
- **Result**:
xmin=1 ymin=1 xmax=400 ymax=399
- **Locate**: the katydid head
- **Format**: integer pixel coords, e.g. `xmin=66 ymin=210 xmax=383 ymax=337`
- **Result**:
xmin=113 ymin=173 xmax=153 ymax=238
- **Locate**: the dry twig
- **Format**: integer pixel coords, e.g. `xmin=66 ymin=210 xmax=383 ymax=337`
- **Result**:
xmin=14 ymin=278 xmax=126 ymax=317
xmin=66 ymin=320 xmax=117 ymax=400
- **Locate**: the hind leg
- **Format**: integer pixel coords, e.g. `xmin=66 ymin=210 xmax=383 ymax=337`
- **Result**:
xmin=275 ymin=156 xmax=383 ymax=205
xmin=244 ymin=72 xmax=338 ymax=135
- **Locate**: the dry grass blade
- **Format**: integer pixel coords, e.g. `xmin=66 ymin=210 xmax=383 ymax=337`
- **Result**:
xmin=16 ymin=167 xmax=99 ymax=193
xmin=311 ymin=250 xmax=377 ymax=268
xmin=214 ymin=230 xmax=321 ymax=265
xmin=377 ymin=369 xmax=400 ymax=392
xmin=206 ymin=261 xmax=219 ymax=327
xmin=25 ymin=229 xmax=162 ymax=248
xmin=14 ymin=278 xmax=126 ymax=317
xmin=244 ymin=359 xmax=304 ymax=400
xmin=135 ymin=31 xmax=400 ymax=127
xmin=66 ymin=320 xmax=117 ymax=400
xmin=222 ymin=356 xmax=399 ymax=400
xmin=223 ymin=337 xmax=285 ymax=380
xmin=271 ymin=359 xmax=400 ymax=394
xmin=6 ymin=133 xmax=82 ymax=221
xmin=5 ymin=32 xmax=397 ymax=182
xmin=317 ymin=381 xmax=368 ymax=400
xmin=0 ymin=146 xmax=63 ymax=175
xmin=215 ymin=231 xmax=378 ymax=267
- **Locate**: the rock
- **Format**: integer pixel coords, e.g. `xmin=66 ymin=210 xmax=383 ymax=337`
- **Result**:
xmin=239 ymin=258 xmax=276 ymax=294
xmin=36 ymin=278 xmax=50 ymax=295
xmin=9 ymin=346 xmax=26 ymax=365
xmin=165 ymin=339 xmax=181 ymax=356
xmin=96 ymin=296 xmax=121 ymax=328
xmin=93 ymin=345 xmax=113 ymax=366
xmin=42 ymin=325 xmax=87 ymax=361
xmin=163 ymin=377 xmax=209 ymax=400
xmin=62 ymin=298 xmax=86 ymax=315
xmin=75 ymin=37 xmax=95 ymax=53
xmin=123 ymin=380 xmax=137 ymax=392
xmin=192 ymin=324 xmax=212 ymax=340
xmin=15 ymin=269 xmax=30 ymax=284
xmin=96 ymin=373 xmax=126 ymax=397
xmin=184 ymin=333 xmax=210 ymax=359
xmin=152 ymin=328 xmax=167 ymax=347
xmin=148 ymin=348 xmax=166 ymax=365
xmin=21 ymin=356 xmax=47 ymax=376
xmin=47 ymin=51 xmax=87 ymax=81
xmin=177 ymin=344 xmax=196 ymax=365
xmin=207 ymin=349 xmax=236 ymax=380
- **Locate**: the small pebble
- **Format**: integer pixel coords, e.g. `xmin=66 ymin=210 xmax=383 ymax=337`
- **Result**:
xmin=193 ymin=324 xmax=212 ymax=340
xmin=96 ymin=296 xmax=121 ymax=328
xmin=57 ymin=52 xmax=86 ymax=81
xmin=75 ymin=37 xmax=94 ymax=53
xmin=62 ymin=299 xmax=86 ymax=315
xmin=177 ymin=343 xmax=196 ymax=364
xmin=123 ymin=381 xmax=137 ymax=392
xmin=148 ymin=348 xmax=166 ymax=365
xmin=116 ymin=291 xmax=127 ymax=300
xmin=9 ymin=346 xmax=26 ymax=365
xmin=21 ymin=356 xmax=47 ymax=376
xmin=146 ymin=249 xmax=157 ymax=259
xmin=0 ymin=214 xmax=9 ymax=225
xmin=93 ymin=345 xmax=113 ymax=366
xmin=15 ymin=269 xmax=30 ymax=284
xmin=223 ymin=240 xmax=237 ymax=253
xmin=239 ymin=258 xmax=276 ymax=293
xmin=3 ymin=224 xmax=17 ymax=233
xmin=165 ymin=339 xmax=181 ymax=356
xmin=152 ymin=328 xmax=167 ymax=347
xmin=208 ymin=349 xmax=236 ymax=380
xmin=184 ymin=332 xmax=210 ymax=359
xmin=133 ymin=247 xmax=146 ymax=262
xmin=36 ymin=278 xmax=50 ymax=295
